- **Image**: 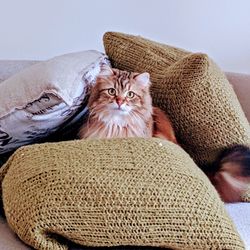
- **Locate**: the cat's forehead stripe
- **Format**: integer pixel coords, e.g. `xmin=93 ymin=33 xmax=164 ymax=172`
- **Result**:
xmin=116 ymin=71 xmax=134 ymax=90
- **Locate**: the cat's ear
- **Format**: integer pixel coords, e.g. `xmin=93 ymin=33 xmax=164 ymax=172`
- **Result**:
xmin=99 ymin=64 xmax=114 ymax=77
xmin=134 ymin=72 xmax=151 ymax=87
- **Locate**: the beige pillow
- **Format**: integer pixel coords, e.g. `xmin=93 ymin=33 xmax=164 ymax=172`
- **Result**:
xmin=1 ymin=139 xmax=244 ymax=250
xmin=0 ymin=50 xmax=109 ymax=154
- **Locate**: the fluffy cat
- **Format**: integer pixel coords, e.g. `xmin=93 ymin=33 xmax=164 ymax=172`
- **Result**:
xmin=78 ymin=65 xmax=250 ymax=203
xmin=78 ymin=65 xmax=177 ymax=143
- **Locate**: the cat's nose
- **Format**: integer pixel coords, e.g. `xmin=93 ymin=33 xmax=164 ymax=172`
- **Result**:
xmin=116 ymin=98 xmax=123 ymax=107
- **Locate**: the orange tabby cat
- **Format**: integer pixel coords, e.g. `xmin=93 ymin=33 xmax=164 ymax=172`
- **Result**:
xmin=78 ymin=65 xmax=177 ymax=143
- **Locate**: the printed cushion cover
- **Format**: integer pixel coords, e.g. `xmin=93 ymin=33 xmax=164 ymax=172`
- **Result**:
xmin=0 ymin=50 xmax=109 ymax=154
xmin=0 ymin=60 xmax=39 ymax=83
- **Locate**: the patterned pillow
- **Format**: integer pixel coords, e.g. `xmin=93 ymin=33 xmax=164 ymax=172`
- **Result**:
xmin=0 ymin=138 xmax=244 ymax=250
xmin=0 ymin=51 xmax=109 ymax=155
xmin=103 ymin=33 xmax=250 ymax=167
xmin=0 ymin=60 xmax=39 ymax=83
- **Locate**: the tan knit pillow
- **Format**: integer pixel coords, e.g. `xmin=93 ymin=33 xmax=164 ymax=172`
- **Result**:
xmin=103 ymin=31 xmax=189 ymax=82
xmin=103 ymin=34 xmax=250 ymax=166
xmin=151 ymin=53 xmax=250 ymax=167
xmin=1 ymin=139 xmax=244 ymax=250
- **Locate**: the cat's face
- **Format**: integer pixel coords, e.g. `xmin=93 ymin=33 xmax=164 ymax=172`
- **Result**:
xmin=88 ymin=66 xmax=152 ymax=126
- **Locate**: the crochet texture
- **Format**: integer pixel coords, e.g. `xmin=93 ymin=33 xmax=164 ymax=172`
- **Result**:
xmin=0 ymin=138 xmax=244 ymax=250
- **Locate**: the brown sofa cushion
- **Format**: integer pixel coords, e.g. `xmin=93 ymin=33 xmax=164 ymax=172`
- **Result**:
xmin=0 ymin=139 xmax=244 ymax=250
xmin=103 ymin=32 xmax=250 ymax=167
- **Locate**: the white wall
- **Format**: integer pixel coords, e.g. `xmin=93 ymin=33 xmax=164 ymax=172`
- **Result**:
xmin=0 ymin=0 xmax=250 ymax=73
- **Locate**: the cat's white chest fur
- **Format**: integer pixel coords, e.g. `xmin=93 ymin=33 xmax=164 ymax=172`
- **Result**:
xmin=99 ymin=111 xmax=130 ymax=127
xmin=95 ymin=111 xmax=149 ymax=138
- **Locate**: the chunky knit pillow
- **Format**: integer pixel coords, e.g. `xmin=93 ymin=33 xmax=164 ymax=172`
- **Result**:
xmin=103 ymin=34 xmax=250 ymax=167
xmin=0 ymin=139 xmax=244 ymax=250
xmin=103 ymin=31 xmax=189 ymax=81
xmin=151 ymin=53 xmax=250 ymax=167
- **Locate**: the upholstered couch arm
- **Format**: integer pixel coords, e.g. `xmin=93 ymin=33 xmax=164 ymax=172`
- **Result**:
xmin=226 ymin=72 xmax=250 ymax=122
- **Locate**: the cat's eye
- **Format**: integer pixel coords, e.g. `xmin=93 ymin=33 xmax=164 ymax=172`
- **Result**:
xmin=108 ymin=88 xmax=116 ymax=96
xmin=127 ymin=91 xmax=135 ymax=99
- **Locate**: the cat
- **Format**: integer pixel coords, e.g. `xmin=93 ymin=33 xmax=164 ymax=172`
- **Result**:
xmin=78 ymin=65 xmax=250 ymax=203
xmin=206 ymin=145 xmax=250 ymax=203
xmin=78 ymin=65 xmax=177 ymax=143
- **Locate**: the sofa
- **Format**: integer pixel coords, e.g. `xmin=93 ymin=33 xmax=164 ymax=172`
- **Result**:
xmin=0 ymin=60 xmax=250 ymax=250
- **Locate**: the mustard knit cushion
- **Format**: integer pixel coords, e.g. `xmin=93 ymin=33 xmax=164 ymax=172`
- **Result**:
xmin=103 ymin=33 xmax=250 ymax=166
xmin=0 ymin=139 xmax=244 ymax=250
xmin=151 ymin=53 xmax=250 ymax=167
xmin=103 ymin=31 xmax=189 ymax=82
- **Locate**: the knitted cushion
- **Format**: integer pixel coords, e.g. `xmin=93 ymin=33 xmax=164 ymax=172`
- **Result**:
xmin=103 ymin=31 xmax=189 ymax=82
xmin=151 ymin=53 xmax=250 ymax=167
xmin=0 ymin=139 xmax=244 ymax=250
xmin=103 ymin=33 xmax=250 ymax=167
